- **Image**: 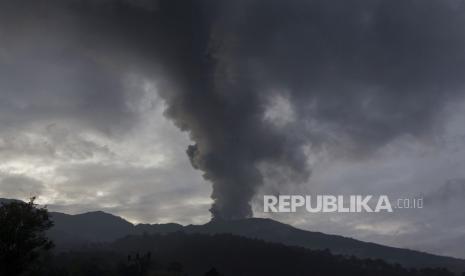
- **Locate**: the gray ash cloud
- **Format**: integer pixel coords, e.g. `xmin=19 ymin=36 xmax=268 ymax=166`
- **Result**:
xmin=1 ymin=0 xmax=465 ymax=219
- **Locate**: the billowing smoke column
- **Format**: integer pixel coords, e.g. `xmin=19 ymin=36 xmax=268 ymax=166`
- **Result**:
xmin=159 ymin=0 xmax=465 ymax=219
xmin=2 ymin=0 xmax=465 ymax=220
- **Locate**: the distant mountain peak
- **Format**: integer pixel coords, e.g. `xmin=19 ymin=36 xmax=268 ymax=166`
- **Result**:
xmin=2 ymin=198 xmax=463 ymax=273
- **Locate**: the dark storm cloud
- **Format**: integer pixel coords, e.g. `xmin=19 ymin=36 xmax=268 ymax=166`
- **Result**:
xmin=0 ymin=0 xmax=168 ymax=135
xmin=212 ymin=0 xmax=465 ymax=150
xmin=428 ymin=179 xmax=465 ymax=202
xmin=2 ymin=0 xmax=465 ymax=220
xmin=162 ymin=0 xmax=465 ymax=219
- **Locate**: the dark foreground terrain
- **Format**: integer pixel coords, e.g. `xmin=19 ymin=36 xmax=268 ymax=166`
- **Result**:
xmin=36 ymin=232 xmax=458 ymax=276
xmin=48 ymin=210 xmax=465 ymax=274
xmin=1 ymin=198 xmax=464 ymax=276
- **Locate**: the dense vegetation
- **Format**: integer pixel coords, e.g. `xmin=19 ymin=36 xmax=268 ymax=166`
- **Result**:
xmin=0 ymin=198 xmax=54 ymax=276
xmin=32 ymin=233 xmax=456 ymax=276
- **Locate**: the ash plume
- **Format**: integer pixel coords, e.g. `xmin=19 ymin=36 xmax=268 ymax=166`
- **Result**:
xmin=2 ymin=0 xmax=465 ymax=220
xmin=160 ymin=0 xmax=465 ymax=219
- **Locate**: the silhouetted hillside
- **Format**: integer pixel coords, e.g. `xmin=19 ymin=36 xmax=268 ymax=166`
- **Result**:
xmin=49 ymin=211 xmax=134 ymax=248
xmin=0 ymin=198 xmax=22 ymax=205
xmin=47 ymin=212 xmax=465 ymax=273
xmin=183 ymin=218 xmax=465 ymax=273
xmin=2 ymin=198 xmax=464 ymax=274
xmin=135 ymin=222 xmax=184 ymax=234
xmin=42 ymin=232 xmax=457 ymax=276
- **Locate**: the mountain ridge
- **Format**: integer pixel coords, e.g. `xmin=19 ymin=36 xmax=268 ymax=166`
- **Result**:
xmin=50 ymin=210 xmax=465 ymax=273
xmin=1 ymin=198 xmax=464 ymax=273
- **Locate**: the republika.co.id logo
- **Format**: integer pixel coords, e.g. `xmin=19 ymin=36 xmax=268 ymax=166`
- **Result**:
xmin=263 ymin=195 xmax=423 ymax=213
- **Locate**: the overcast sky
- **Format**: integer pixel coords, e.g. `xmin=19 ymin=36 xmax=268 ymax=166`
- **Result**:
xmin=1 ymin=0 xmax=465 ymax=259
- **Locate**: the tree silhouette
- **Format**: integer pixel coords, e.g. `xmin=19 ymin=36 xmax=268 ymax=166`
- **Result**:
xmin=0 ymin=198 xmax=54 ymax=275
